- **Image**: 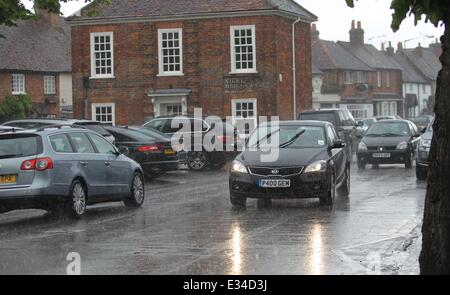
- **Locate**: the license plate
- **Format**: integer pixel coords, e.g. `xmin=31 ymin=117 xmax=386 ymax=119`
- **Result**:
xmin=0 ymin=175 xmax=17 ymax=184
xmin=373 ymin=153 xmax=391 ymax=158
xmin=164 ymin=149 xmax=175 ymax=155
xmin=259 ymin=179 xmax=291 ymax=188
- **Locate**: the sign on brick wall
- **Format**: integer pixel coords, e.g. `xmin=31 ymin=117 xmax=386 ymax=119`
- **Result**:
xmin=224 ymin=77 xmax=261 ymax=91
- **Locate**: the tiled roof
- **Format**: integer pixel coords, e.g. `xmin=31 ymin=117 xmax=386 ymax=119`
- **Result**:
xmin=393 ymin=52 xmax=429 ymax=84
xmin=338 ymin=41 xmax=402 ymax=70
xmin=402 ymin=48 xmax=441 ymax=81
xmin=72 ymin=0 xmax=317 ymax=21
xmin=312 ymin=39 xmax=372 ymax=71
xmin=0 ymin=18 xmax=71 ymax=72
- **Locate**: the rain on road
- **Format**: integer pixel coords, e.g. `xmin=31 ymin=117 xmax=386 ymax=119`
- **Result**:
xmin=0 ymin=162 xmax=426 ymax=274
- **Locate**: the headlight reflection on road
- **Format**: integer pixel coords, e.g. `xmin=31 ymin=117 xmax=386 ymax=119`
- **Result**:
xmin=309 ymin=223 xmax=324 ymax=275
xmin=228 ymin=221 xmax=243 ymax=275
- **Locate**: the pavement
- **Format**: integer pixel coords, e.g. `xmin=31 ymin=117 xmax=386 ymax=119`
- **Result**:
xmin=0 ymin=161 xmax=426 ymax=275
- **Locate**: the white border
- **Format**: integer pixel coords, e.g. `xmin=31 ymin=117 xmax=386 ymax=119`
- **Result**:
xmin=230 ymin=25 xmax=257 ymax=74
xmin=91 ymin=102 xmax=116 ymax=125
xmin=90 ymin=32 xmax=115 ymax=79
xmin=158 ymin=28 xmax=183 ymax=76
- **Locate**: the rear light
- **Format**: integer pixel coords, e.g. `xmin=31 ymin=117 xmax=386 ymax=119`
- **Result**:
xmin=20 ymin=157 xmax=54 ymax=171
xmin=137 ymin=144 xmax=162 ymax=152
xmin=217 ymin=135 xmax=233 ymax=143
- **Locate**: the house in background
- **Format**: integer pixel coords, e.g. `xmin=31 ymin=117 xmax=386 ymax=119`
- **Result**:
xmin=396 ymin=41 xmax=441 ymax=119
xmin=311 ymin=24 xmax=374 ymax=118
xmin=394 ymin=42 xmax=434 ymax=119
xmin=0 ymin=9 xmax=72 ymax=118
xmin=68 ymin=0 xmax=317 ymax=127
xmin=338 ymin=22 xmax=403 ymax=118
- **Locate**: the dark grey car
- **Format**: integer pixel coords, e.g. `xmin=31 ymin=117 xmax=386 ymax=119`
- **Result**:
xmin=0 ymin=126 xmax=144 ymax=218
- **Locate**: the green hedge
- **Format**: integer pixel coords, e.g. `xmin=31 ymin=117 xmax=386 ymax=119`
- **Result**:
xmin=0 ymin=94 xmax=33 ymax=122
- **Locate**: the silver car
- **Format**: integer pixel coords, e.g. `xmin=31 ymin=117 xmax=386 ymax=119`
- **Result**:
xmin=1 ymin=118 xmax=115 ymax=144
xmin=0 ymin=126 xmax=144 ymax=218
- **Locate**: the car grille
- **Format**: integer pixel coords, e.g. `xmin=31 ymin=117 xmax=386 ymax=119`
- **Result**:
xmin=367 ymin=146 xmax=397 ymax=151
xmin=248 ymin=166 xmax=304 ymax=176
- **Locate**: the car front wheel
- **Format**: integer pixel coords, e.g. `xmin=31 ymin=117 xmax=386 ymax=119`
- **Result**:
xmin=66 ymin=180 xmax=87 ymax=218
xmin=416 ymin=165 xmax=428 ymax=180
xmin=124 ymin=172 xmax=145 ymax=207
xmin=186 ymin=151 xmax=209 ymax=171
xmin=320 ymin=174 xmax=336 ymax=206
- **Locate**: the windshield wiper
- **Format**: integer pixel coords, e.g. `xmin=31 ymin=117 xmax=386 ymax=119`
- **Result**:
xmin=251 ymin=129 xmax=280 ymax=148
xmin=0 ymin=154 xmax=23 ymax=159
xmin=279 ymin=130 xmax=306 ymax=148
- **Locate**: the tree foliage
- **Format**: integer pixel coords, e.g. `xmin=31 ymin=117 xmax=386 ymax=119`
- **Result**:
xmin=0 ymin=94 xmax=33 ymax=122
xmin=346 ymin=0 xmax=448 ymax=31
xmin=0 ymin=0 xmax=111 ymax=28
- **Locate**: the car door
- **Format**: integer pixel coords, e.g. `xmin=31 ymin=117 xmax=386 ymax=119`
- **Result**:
xmin=67 ymin=132 xmax=107 ymax=198
xmin=87 ymin=132 xmax=131 ymax=197
xmin=327 ymin=125 xmax=345 ymax=183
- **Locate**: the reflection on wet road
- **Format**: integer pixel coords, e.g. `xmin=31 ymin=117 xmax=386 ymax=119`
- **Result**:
xmin=0 ymin=163 xmax=426 ymax=274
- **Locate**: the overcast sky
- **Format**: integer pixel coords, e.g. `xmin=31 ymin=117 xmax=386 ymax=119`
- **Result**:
xmin=23 ymin=0 xmax=444 ymax=49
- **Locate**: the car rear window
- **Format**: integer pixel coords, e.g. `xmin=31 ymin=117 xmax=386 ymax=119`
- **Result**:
xmin=109 ymin=128 xmax=157 ymax=143
xmin=299 ymin=112 xmax=337 ymax=126
xmin=77 ymin=124 xmax=111 ymax=137
xmin=0 ymin=134 xmax=41 ymax=159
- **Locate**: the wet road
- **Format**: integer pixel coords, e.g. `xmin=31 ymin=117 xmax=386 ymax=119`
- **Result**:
xmin=0 ymin=162 xmax=426 ymax=275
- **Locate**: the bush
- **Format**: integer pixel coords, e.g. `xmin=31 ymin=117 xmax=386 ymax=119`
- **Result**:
xmin=0 ymin=94 xmax=33 ymax=122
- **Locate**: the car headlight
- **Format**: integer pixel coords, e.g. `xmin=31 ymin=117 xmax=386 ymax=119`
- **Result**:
xmin=420 ymin=139 xmax=431 ymax=149
xmin=304 ymin=160 xmax=327 ymax=173
xmin=231 ymin=160 xmax=248 ymax=174
xmin=358 ymin=142 xmax=367 ymax=152
xmin=396 ymin=142 xmax=408 ymax=150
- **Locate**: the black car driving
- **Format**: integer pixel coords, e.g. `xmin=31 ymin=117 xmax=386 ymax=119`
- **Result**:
xmin=229 ymin=121 xmax=350 ymax=207
xmin=104 ymin=126 xmax=179 ymax=178
xmin=356 ymin=119 xmax=421 ymax=169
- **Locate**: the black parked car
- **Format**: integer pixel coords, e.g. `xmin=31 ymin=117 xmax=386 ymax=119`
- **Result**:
xmin=298 ymin=108 xmax=357 ymax=157
xmin=1 ymin=118 xmax=115 ymax=144
xmin=356 ymin=119 xmax=421 ymax=169
xmin=104 ymin=126 xmax=179 ymax=178
xmin=416 ymin=118 xmax=433 ymax=180
xmin=143 ymin=115 xmax=239 ymax=171
xmin=229 ymin=121 xmax=350 ymax=207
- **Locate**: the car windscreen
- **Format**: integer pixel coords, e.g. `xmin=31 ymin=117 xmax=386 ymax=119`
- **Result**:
xmin=366 ymin=122 xmax=411 ymax=137
xmin=130 ymin=128 xmax=170 ymax=141
xmin=78 ymin=124 xmax=111 ymax=137
xmin=107 ymin=128 xmax=158 ymax=143
xmin=0 ymin=134 xmax=41 ymax=159
xmin=414 ymin=116 xmax=431 ymax=124
xmin=247 ymin=125 xmax=326 ymax=149
xmin=299 ymin=113 xmax=337 ymax=126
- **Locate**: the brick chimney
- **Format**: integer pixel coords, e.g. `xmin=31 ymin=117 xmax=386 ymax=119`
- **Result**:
xmin=386 ymin=41 xmax=395 ymax=55
xmin=397 ymin=42 xmax=403 ymax=52
xmin=415 ymin=43 xmax=423 ymax=57
xmin=349 ymin=20 xmax=364 ymax=47
xmin=35 ymin=7 xmax=60 ymax=27
xmin=311 ymin=23 xmax=320 ymax=42
xmin=429 ymin=38 xmax=442 ymax=57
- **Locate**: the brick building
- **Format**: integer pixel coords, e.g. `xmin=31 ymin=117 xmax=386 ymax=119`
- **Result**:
xmin=312 ymin=21 xmax=404 ymax=119
xmin=68 ymin=0 xmax=316 ymax=126
xmin=0 ymin=9 xmax=72 ymax=118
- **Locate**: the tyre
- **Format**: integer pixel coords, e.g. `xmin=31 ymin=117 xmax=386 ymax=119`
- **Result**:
xmin=357 ymin=160 xmax=366 ymax=170
xmin=186 ymin=151 xmax=209 ymax=171
xmin=65 ymin=180 xmax=87 ymax=218
xmin=338 ymin=164 xmax=351 ymax=195
xmin=124 ymin=172 xmax=145 ymax=208
xmin=416 ymin=165 xmax=428 ymax=181
xmin=405 ymin=153 xmax=413 ymax=169
xmin=320 ymin=174 xmax=336 ymax=206
xmin=230 ymin=193 xmax=247 ymax=208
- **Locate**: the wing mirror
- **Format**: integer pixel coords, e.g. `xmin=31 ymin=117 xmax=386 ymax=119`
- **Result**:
xmin=330 ymin=139 xmax=346 ymax=149
xmin=117 ymin=146 xmax=129 ymax=155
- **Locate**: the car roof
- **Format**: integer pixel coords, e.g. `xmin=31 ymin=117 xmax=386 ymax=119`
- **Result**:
xmin=371 ymin=119 xmax=409 ymax=124
xmin=2 ymin=118 xmax=100 ymax=125
xmin=299 ymin=108 xmax=345 ymax=114
xmin=261 ymin=120 xmax=331 ymax=127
